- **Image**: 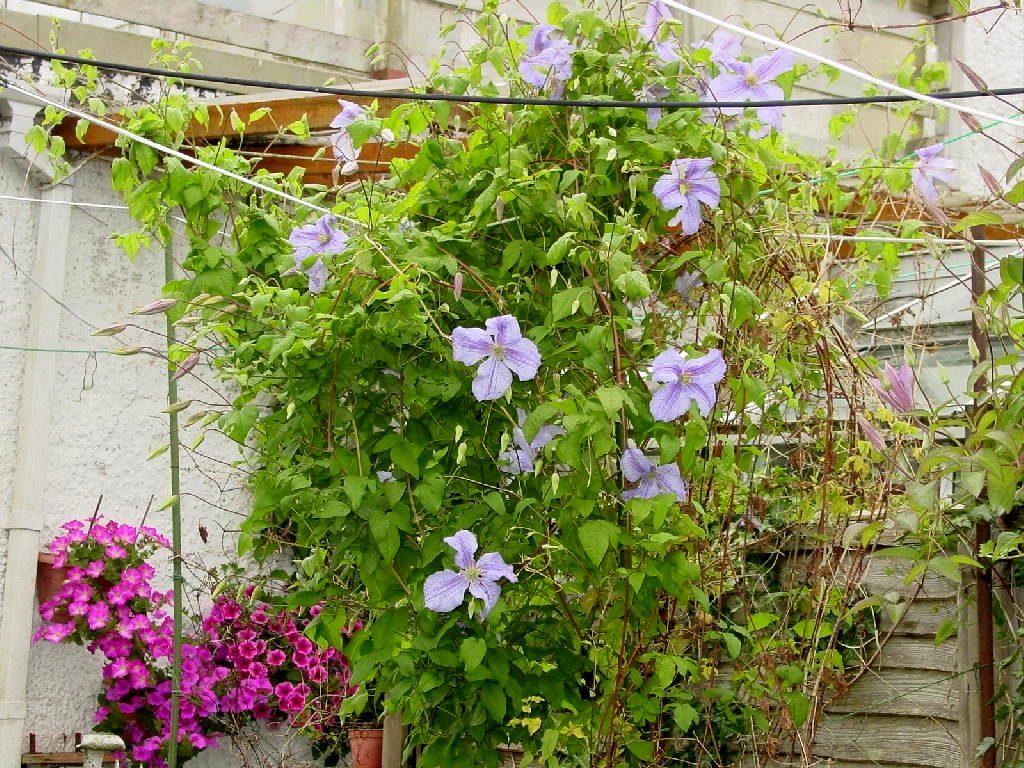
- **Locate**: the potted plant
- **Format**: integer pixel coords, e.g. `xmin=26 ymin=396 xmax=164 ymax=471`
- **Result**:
xmin=341 ymin=686 xmax=385 ymax=768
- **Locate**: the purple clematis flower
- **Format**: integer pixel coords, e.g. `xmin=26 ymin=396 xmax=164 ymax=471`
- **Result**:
xmin=641 ymin=83 xmax=672 ymax=129
xmin=652 ymin=158 xmax=721 ymax=235
xmin=498 ymin=408 xmax=565 ymax=475
xmin=693 ymin=30 xmax=742 ymax=67
xmin=519 ymin=25 xmax=574 ymax=97
xmin=328 ymin=99 xmax=364 ymax=175
xmin=911 ymin=144 xmax=956 ymax=203
xmin=640 ymin=1 xmax=680 ymax=63
xmin=706 ymin=48 xmax=793 ymax=103
xmin=620 ymin=447 xmax=688 ymax=501
xmin=705 ymin=48 xmax=793 ymax=134
xmin=674 ymin=270 xmax=703 ymax=305
xmin=452 ymin=315 xmax=541 ymax=401
xmin=856 ymin=413 xmax=887 ymax=452
xmin=423 ymin=530 xmax=517 ymax=618
xmin=330 ymin=99 xmax=363 ymax=130
xmin=650 ymin=348 xmax=727 ymax=421
xmin=288 ymin=214 xmax=349 ymax=293
xmin=869 ymin=362 xmax=915 ymax=412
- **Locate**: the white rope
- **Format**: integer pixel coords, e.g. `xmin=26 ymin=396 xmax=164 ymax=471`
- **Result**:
xmin=0 ymin=78 xmax=346 ymax=221
xmin=659 ymin=0 xmax=1024 ymax=130
xmin=0 ymin=193 xmax=127 ymax=210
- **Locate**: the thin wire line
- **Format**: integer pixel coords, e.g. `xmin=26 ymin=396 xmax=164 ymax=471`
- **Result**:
xmin=0 ymin=343 xmax=114 ymax=354
xmin=804 ymin=234 xmax=1021 ymax=246
xmin=2 ymin=44 xmax=1024 ymax=111
xmin=0 ymin=78 xmax=341 ymax=222
xmin=659 ymin=0 xmax=1024 ymax=129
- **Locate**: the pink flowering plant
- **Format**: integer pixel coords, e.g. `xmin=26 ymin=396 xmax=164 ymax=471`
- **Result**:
xmin=36 ymin=518 xmax=357 ymax=768
xmin=84 ymin=2 xmax=980 ymax=766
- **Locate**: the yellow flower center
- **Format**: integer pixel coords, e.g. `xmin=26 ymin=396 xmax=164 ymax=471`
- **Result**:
xmin=678 ymin=180 xmax=690 ymax=196
xmin=318 ymin=232 xmax=331 ymax=244
xmin=465 ymin=565 xmax=481 ymax=580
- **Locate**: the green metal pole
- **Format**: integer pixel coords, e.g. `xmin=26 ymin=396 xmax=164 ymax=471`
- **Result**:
xmin=163 ymin=229 xmax=184 ymax=768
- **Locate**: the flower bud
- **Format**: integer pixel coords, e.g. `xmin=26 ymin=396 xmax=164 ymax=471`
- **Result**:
xmin=453 ymin=271 xmax=464 ymax=300
xmin=171 ymin=351 xmax=200 ymax=381
xmin=132 ymin=298 xmax=177 ymax=315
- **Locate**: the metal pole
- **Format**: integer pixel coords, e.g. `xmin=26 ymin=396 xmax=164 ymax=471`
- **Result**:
xmin=970 ymin=226 xmax=996 ymax=768
xmin=163 ymin=230 xmax=184 ymax=768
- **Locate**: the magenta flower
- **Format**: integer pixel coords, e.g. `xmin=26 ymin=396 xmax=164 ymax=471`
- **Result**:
xmin=640 ymin=1 xmax=680 ymax=62
xmin=649 ymin=348 xmax=726 ymax=421
xmin=652 ymin=158 xmax=720 ymax=235
xmin=498 ymin=408 xmax=565 ymax=475
xmin=519 ymin=25 xmax=574 ymax=96
xmin=451 ymin=315 xmax=541 ymax=401
xmin=288 ymin=214 xmax=349 ymax=294
xmin=423 ymin=530 xmax=517 ymax=618
xmin=693 ymin=30 xmax=742 ymax=67
xmin=869 ymin=362 xmax=915 ymax=412
xmin=856 ymin=413 xmax=887 ymax=452
xmin=620 ymin=448 xmax=689 ymax=501
xmin=912 ymin=143 xmax=956 ymax=203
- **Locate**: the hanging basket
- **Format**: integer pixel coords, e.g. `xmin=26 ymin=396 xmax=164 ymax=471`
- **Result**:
xmin=347 ymin=727 xmax=384 ymax=768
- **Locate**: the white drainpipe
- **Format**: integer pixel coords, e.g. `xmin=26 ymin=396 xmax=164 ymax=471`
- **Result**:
xmin=0 ymin=89 xmax=72 ymax=768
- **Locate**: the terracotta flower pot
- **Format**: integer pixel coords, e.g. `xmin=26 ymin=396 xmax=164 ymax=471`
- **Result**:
xmin=35 ymin=552 xmax=69 ymax=618
xmin=347 ymin=727 xmax=384 ymax=768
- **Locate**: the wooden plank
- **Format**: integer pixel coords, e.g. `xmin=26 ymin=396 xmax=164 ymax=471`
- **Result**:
xmin=20 ymin=754 xmax=115 ymax=766
xmin=740 ymin=759 xmax=920 ymax=768
xmin=827 ymin=669 xmax=959 ymax=720
xmin=879 ymin=598 xmax=958 ymax=638
xmin=777 ymin=715 xmax=962 ymax=768
xmin=874 ymin=636 xmax=958 ymax=673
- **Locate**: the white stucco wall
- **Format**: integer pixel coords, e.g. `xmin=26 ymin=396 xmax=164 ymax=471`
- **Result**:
xmin=945 ymin=7 xmax=1024 ymax=198
xmin=0 ymin=153 xmax=250 ymax=755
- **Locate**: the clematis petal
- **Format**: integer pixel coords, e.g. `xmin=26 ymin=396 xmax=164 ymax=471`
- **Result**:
xmin=653 ymin=174 xmax=686 ymax=211
xmin=502 ymin=337 xmax=541 ymax=381
xmin=306 ymin=260 xmax=329 ymax=294
xmin=424 ymin=570 xmax=470 ymax=613
xmin=445 ymin=530 xmax=479 ymax=570
xmin=675 ymin=199 xmax=703 ymax=235
xmin=477 ymin=552 xmax=518 ymax=583
xmin=621 ymin=447 xmax=654 ymax=483
xmin=651 ymin=349 xmax=686 ymax=381
xmin=686 ymin=349 xmax=727 ymax=383
xmin=498 ymin=447 xmax=535 ymax=475
xmin=654 ymin=463 xmax=689 ymax=501
xmin=624 ymin=475 xmax=660 ymax=501
xmin=468 ymin=578 xmax=503 ymax=618
xmin=512 ymin=426 xmax=532 ymax=453
xmin=752 ymin=49 xmax=794 ymax=82
xmin=706 ymin=72 xmax=751 ymax=102
xmin=472 ymin=356 xmax=514 ymax=401
xmin=485 ymin=315 xmax=523 ymax=345
xmin=452 ymin=327 xmax=494 ymax=365
xmin=530 ymin=424 xmax=565 ymax=451
xmin=650 ymin=379 xmax=690 ymax=422
xmin=684 ymin=382 xmax=717 ymax=416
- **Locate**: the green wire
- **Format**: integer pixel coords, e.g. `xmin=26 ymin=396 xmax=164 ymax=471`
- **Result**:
xmin=0 ymin=344 xmax=113 ymax=354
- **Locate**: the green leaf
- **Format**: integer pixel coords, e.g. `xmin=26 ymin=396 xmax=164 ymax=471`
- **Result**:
xmin=460 ymin=637 xmax=487 ymax=672
xmin=551 ymin=286 xmax=594 ymax=321
xmin=391 ymin=439 xmax=422 ymax=477
xmin=479 ymin=681 xmax=506 ymax=722
xmin=595 ymin=386 xmax=627 ymax=416
xmin=785 ymin=691 xmax=811 ymax=727
xmin=577 ymin=520 xmax=619 ymax=565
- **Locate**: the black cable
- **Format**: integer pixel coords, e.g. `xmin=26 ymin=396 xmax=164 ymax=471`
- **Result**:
xmin=2 ymin=44 xmax=1023 ymax=110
